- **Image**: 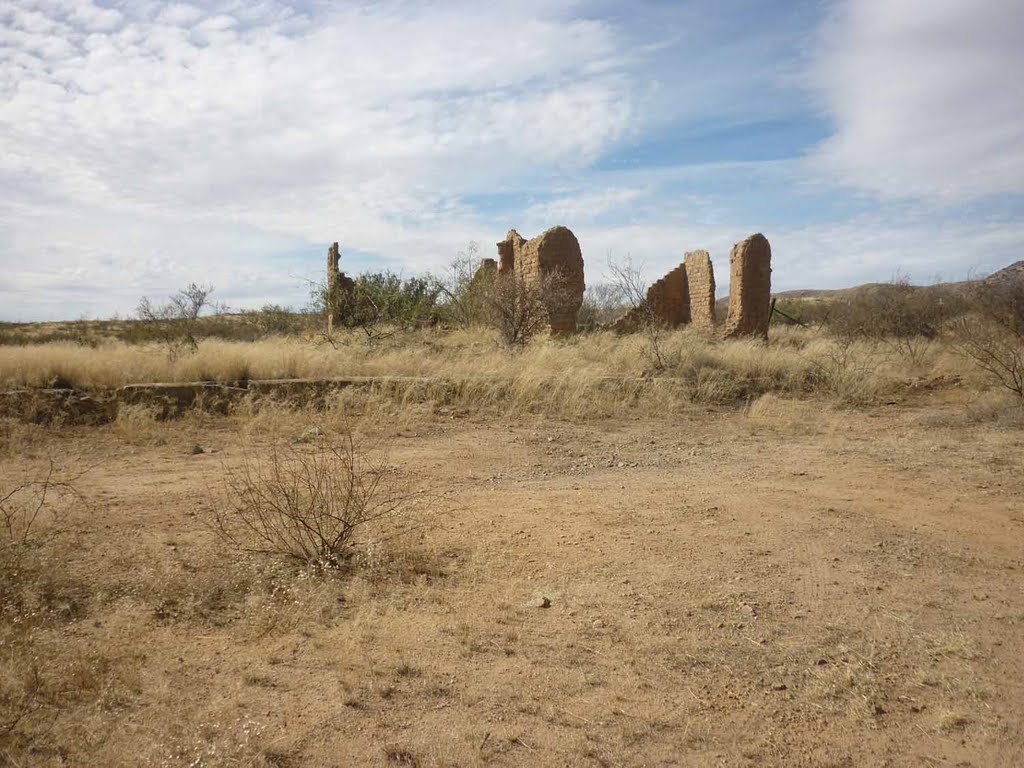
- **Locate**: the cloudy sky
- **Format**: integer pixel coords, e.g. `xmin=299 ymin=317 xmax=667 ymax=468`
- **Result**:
xmin=2 ymin=0 xmax=1022 ymax=320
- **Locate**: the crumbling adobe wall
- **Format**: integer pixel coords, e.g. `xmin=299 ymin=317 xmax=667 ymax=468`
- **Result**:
xmin=325 ymin=241 xmax=355 ymax=333
xmin=604 ymin=234 xmax=771 ymax=338
xmin=684 ymin=249 xmax=716 ymax=332
xmin=496 ymin=226 xmax=585 ymax=334
xmin=471 ymin=257 xmax=497 ymax=293
xmin=610 ymin=263 xmax=690 ymax=332
xmin=724 ymin=233 xmax=772 ymax=340
xmin=649 ymin=264 xmax=690 ymax=327
xmin=497 ymin=234 xmax=521 ymax=275
xmin=475 ymin=257 xmax=497 ymax=278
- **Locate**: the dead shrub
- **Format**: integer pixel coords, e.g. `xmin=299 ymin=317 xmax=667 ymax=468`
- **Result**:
xmin=0 ymin=463 xmax=92 ymax=755
xmin=433 ymin=241 xmax=493 ymax=329
xmin=951 ymin=279 xmax=1024 ymax=400
xmin=485 ymin=269 xmax=577 ymax=348
xmin=577 ymin=282 xmax=628 ymax=330
xmin=826 ymin=278 xmax=953 ymax=366
xmin=211 ymin=429 xmax=423 ymax=569
xmin=1 ymin=460 xmax=81 ymax=550
xmin=809 ymin=339 xmax=886 ymax=405
xmin=1 ymin=461 xmax=90 ymax=629
xmin=607 ymin=255 xmax=674 ymax=371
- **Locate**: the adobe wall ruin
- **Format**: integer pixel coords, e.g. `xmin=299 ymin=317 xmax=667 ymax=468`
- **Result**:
xmin=610 ymin=263 xmax=690 ymax=332
xmin=325 ymin=242 xmax=355 ymax=333
xmin=608 ymin=234 xmax=770 ymax=339
xmin=724 ymin=233 xmax=772 ymax=340
xmin=684 ymin=250 xmax=716 ymax=332
xmin=496 ymin=226 xmax=585 ymax=334
xmin=476 ymin=257 xmax=497 ymax=276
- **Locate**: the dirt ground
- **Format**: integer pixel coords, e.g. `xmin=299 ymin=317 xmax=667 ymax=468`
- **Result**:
xmin=3 ymin=392 xmax=1023 ymax=767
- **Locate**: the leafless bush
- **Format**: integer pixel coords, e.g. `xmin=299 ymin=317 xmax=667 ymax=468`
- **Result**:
xmin=805 ymin=337 xmax=886 ymax=405
xmin=952 ymin=280 xmax=1024 ymax=400
xmin=434 ymin=242 xmax=493 ymax=328
xmin=607 ymin=255 xmax=672 ymax=370
xmin=1 ymin=461 xmax=82 ymax=550
xmin=136 ymin=282 xmax=221 ymax=360
xmin=211 ymin=431 xmax=422 ymax=568
xmin=577 ymin=282 xmax=627 ymax=330
xmin=485 ymin=270 xmax=575 ymax=348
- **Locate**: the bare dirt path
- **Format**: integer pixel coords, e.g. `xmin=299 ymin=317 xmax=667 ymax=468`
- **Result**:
xmin=5 ymin=399 xmax=1023 ymax=766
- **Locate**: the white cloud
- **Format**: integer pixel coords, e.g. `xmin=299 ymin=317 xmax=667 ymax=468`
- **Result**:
xmin=524 ymin=187 xmax=648 ymax=224
xmin=810 ymin=0 xmax=1024 ymax=200
xmin=0 ymin=1 xmax=632 ymax=225
xmin=576 ymin=210 xmax=1024 ymax=298
xmin=1 ymin=0 xmax=1021 ymax=321
xmin=156 ymin=3 xmax=204 ymax=27
xmin=69 ymin=2 xmax=123 ymax=32
xmin=0 ymin=0 xmax=641 ymax=317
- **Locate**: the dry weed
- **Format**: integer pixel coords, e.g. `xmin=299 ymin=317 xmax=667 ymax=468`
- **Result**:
xmin=0 ymin=325 xmax=1001 ymax=422
xmin=113 ymin=403 xmax=166 ymax=446
xmin=210 ymin=426 xmax=427 ymax=569
xmin=746 ymin=393 xmax=832 ymax=434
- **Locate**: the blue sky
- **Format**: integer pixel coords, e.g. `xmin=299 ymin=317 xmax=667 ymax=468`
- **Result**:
xmin=1 ymin=0 xmax=1022 ymax=320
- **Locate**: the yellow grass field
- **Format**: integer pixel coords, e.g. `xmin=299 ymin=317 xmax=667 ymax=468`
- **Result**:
xmin=2 ymin=325 xmax=1023 ymax=766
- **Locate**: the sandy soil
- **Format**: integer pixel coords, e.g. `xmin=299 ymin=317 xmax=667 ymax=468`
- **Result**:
xmin=3 ymin=394 xmax=1023 ymax=767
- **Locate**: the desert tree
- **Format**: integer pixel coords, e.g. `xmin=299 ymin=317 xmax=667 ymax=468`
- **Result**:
xmin=825 ymin=275 xmax=956 ymax=366
xmin=577 ymin=282 xmax=628 ymax=330
xmin=432 ymin=241 xmax=494 ymax=328
xmin=312 ymin=270 xmax=441 ymax=344
xmin=136 ymin=282 xmax=221 ymax=359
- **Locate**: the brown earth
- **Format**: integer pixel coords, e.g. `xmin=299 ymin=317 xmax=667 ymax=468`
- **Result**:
xmin=3 ymin=392 xmax=1023 ymax=766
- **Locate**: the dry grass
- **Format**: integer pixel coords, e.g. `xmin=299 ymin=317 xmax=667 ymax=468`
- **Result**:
xmin=112 ymin=403 xmax=166 ymax=446
xmin=1 ymin=321 xmax=1021 ymax=764
xmin=0 ymin=326 xmax=980 ymax=421
xmin=0 ymin=326 xmax=906 ymax=389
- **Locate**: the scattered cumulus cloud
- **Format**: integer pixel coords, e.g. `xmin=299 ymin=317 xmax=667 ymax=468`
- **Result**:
xmin=0 ymin=0 xmax=1022 ymax=320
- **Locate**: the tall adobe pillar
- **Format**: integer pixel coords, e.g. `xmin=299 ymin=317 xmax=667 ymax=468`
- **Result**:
xmin=325 ymin=241 xmax=355 ymax=333
xmin=495 ymin=226 xmax=585 ymax=334
xmin=724 ymin=233 xmax=772 ymax=340
xmin=684 ymin=249 xmax=717 ymax=332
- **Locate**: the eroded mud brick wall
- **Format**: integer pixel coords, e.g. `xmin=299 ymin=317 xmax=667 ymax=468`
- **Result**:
xmin=326 ymin=242 xmax=341 ymax=332
xmin=471 ymin=258 xmax=497 ymax=291
xmin=684 ymin=249 xmax=716 ymax=332
xmin=497 ymin=233 xmax=522 ymax=275
xmin=325 ymin=241 xmax=355 ymax=332
xmin=649 ymin=264 xmax=691 ymax=327
xmin=610 ymin=263 xmax=691 ymax=332
xmin=724 ymin=233 xmax=772 ymax=339
xmin=326 ymin=242 xmax=340 ymax=289
xmin=497 ymin=226 xmax=585 ymax=334
xmin=475 ymin=257 xmax=497 ymax=276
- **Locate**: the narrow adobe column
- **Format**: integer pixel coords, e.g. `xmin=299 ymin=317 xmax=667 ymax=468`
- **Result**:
xmin=724 ymin=234 xmax=772 ymax=340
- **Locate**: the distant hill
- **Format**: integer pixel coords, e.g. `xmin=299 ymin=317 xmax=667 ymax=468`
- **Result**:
xmin=709 ymin=260 xmax=1024 ymax=321
xmin=984 ymin=260 xmax=1024 ymax=286
xmin=770 ymin=261 xmax=1024 ymax=302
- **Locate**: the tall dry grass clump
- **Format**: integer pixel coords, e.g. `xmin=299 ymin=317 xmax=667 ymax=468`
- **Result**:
xmin=0 ymin=320 xmax=990 ymax=418
xmin=0 ymin=460 xmax=91 ymax=754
